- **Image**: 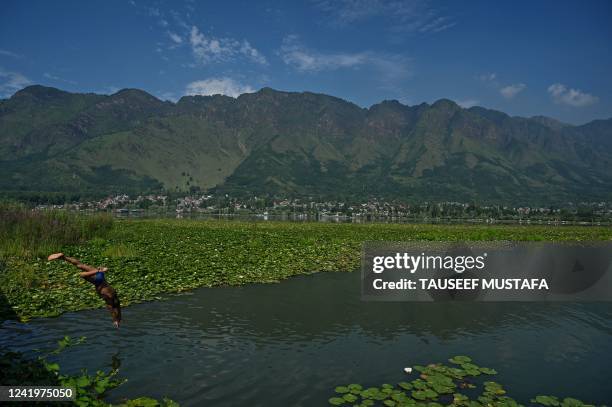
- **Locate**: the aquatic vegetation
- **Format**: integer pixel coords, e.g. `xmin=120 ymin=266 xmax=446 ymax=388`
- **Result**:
xmin=0 ymin=203 xmax=113 ymax=258
xmin=0 ymin=336 xmax=178 ymax=406
xmin=2 ymin=218 xmax=611 ymax=320
xmin=328 ymin=356 xmax=596 ymax=406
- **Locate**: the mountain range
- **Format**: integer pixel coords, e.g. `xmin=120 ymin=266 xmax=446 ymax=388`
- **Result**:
xmin=1 ymin=85 xmax=611 ymax=204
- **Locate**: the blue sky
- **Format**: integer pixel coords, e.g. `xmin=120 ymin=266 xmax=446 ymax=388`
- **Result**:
xmin=0 ymin=0 xmax=610 ymax=124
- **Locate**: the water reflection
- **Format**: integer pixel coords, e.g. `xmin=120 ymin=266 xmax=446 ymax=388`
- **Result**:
xmin=1 ymin=271 xmax=611 ymax=406
xmin=112 ymin=211 xmax=608 ymax=226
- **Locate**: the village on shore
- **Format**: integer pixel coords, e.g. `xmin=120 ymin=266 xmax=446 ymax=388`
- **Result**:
xmin=27 ymin=193 xmax=612 ymax=224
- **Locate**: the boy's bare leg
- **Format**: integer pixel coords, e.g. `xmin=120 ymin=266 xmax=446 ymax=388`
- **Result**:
xmin=48 ymin=253 xmax=97 ymax=273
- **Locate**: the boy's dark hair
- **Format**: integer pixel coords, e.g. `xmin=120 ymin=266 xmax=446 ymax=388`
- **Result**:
xmin=110 ymin=297 xmax=121 ymax=323
xmin=100 ymin=287 xmax=121 ymax=323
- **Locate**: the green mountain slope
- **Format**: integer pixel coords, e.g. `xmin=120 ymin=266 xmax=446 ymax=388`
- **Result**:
xmin=1 ymin=85 xmax=611 ymax=203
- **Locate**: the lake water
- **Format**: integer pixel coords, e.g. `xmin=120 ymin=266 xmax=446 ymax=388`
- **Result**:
xmin=1 ymin=271 xmax=611 ymax=405
xmin=111 ymin=210 xmax=610 ymax=226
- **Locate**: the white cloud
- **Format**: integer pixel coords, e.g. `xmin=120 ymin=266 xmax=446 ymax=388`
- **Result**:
xmin=0 ymin=49 xmax=21 ymax=58
xmin=479 ymin=73 xmax=528 ymax=100
xmin=239 ymin=41 xmax=267 ymax=65
xmin=43 ymin=72 xmax=77 ymax=85
xmin=279 ymin=35 xmax=411 ymax=85
xmin=189 ymin=26 xmax=267 ymax=65
xmin=457 ymin=99 xmax=479 ymax=108
xmin=280 ymin=36 xmax=367 ymax=71
xmin=478 ymin=72 xmax=497 ymax=82
xmin=167 ymin=31 xmax=183 ymax=44
xmin=500 ymin=83 xmax=526 ymax=99
xmin=547 ymin=83 xmax=598 ymax=107
xmin=158 ymin=91 xmax=178 ymax=102
xmin=185 ymin=78 xmax=255 ymax=98
xmin=0 ymin=68 xmax=31 ymax=97
xmin=416 ymin=16 xmax=456 ymax=33
xmin=314 ymin=0 xmax=456 ymax=34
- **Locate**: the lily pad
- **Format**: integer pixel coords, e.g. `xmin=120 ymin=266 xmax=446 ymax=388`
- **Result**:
xmin=328 ymin=397 xmax=345 ymax=406
xmin=348 ymin=384 xmax=363 ymax=392
xmin=532 ymin=395 xmax=560 ymax=406
xmin=342 ymin=393 xmax=358 ymax=403
xmin=398 ymin=381 xmax=413 ymax=390
xmin=561 ymin=398 xmax=587 ymax=407
xmin=449 ymin=356 xmax=472 ymax=365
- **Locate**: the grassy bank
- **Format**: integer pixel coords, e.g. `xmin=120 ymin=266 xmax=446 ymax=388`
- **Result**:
xmin=0 ymin=203 xmax=113 ymax=258
xmin=2 ymin=218 xmax=612 ymax=321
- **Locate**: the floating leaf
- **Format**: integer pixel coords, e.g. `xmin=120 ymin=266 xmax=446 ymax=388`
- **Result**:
xmin=561 ymin=398 xmax=587 ymax=407
xmin=328 ymin=397 xmax=345 ymax=405
xmin=449 ymin=356 xmax=472 ymax=365
xmin=532 ymin=395 xmax=561 ymax=406
xmin=412 ymin=390 xmax=429 ymax=400
xmin=348 ymin=384 xmax=363 ymax=392
xmin=398 ymin=382 xmax=413 ymax=390
xmin=342 ymin=393 xmax=358 ymax=403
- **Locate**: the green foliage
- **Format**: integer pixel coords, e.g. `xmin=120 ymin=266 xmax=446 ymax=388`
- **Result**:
xmin=1 ymin=219 xmax=611 ymax=321
xmin=448 ymin=355 xmax=472 ymax=364
xmin=0 ymin=203 xmax=113 ymax=258
xmin=529 ymin=395 xmax=595 ymax=407
xmin=328 ymin=356 xmax=595 ymax=406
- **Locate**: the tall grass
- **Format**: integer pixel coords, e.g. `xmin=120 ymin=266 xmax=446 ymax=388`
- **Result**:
xmin=0 ymin=203 xmax=113 ymax=258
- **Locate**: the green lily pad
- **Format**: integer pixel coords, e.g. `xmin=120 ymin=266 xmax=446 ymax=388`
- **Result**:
xmin=392 ymin=392 xmax=408 ymax=402
xmin=342 ymin=393 xmax=358 ymax=403
xmin=561 ymin=398 xmax=587 ymax=407
xmin=326 ymin=356 xmax=597 ymax=407
xmin=464 ymin=368 xmax=481 ymax=376
xmin=412 ymin=379 xmax=428 ymax=390
xmin=449 ymin=356 xmax=472 ymax=365
xmin=484 ymin=381 xmax=505 ymax=394
xmin=532 ymin=395 xmax=560 ymax=406
xmin=398 ymin=381 xmax=413 ymax=390
xmin=328 ymin=397 xmax=345 ymax=405
xmin=453 ymin=393 xmax=469 ymax=403
xmin=412 ymin=390 xmax=429 ymax=400
xmin=348 ymin=384 xmax=363 ymax=392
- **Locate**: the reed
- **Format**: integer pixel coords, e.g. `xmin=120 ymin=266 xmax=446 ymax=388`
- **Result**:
xmin=0 ymin=203 xmax=113 ymax=258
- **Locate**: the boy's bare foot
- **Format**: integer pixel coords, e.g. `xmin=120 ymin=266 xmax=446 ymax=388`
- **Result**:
xmin=48 ymin=253 xmax=64 ymax=261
